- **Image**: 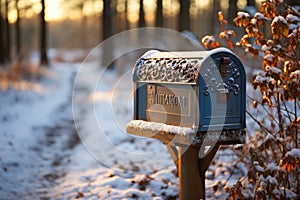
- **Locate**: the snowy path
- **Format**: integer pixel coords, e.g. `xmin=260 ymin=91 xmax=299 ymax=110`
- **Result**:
xmin=0 ymin=64 xmax=78 ymax=199
xmin=54 ymin=62 xmax=180 ymax=199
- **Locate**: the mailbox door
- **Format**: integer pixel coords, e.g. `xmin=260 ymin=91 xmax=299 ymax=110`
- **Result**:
xmin=198 ymin=52 xmax=246 ymax=131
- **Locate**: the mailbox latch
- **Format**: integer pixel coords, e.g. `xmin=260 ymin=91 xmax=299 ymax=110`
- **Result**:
xmin=147 ymin=84 xmax=155 ymax=106
xmin=220 ymin=57 xmax=230 ymax=77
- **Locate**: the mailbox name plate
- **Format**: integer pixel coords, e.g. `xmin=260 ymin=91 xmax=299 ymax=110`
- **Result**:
xmin=146 ymin=84 xmax=198 ymax=127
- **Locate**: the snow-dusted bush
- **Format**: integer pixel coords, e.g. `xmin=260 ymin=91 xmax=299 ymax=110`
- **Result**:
xmin=202 ymin=1 xmax=300 ymax=199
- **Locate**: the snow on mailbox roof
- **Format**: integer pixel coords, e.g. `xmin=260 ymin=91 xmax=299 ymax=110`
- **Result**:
xmin=141 ymin=47 xmax=233 ymax=60
xmin=143 ymin=51 xmax=206 ymax=59
xmin=133 ymin=48 xmax=235 ymax=84
xmin=133 ymin=52 xmax=203 ymax=84
xmin=141 ymin=48 xmax=233 ymax=59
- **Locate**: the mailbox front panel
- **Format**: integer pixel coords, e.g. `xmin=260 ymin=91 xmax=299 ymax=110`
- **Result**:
xmin=146 ymin=84 xmax=198 ymax=128
xmin=198 ymin=51 xmax=246 ymax=131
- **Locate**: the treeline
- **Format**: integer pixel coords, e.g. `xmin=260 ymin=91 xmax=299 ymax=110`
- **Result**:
xmin=0 ymin=0 xmax=299 ymax=66
xmin=0 ymin=0 xmax=47 ymax=65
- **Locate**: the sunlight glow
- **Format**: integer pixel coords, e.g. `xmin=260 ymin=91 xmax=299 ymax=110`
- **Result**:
xmin=68 ymin=10 xmax=82 ymax=20
xmin=163 ymin=0 xmax=180 ymax=17
xmin=83 ymin=1 xmax=103 ymax=17
xmin=190 ymin=3 xmax=197 ymax=16
xmin=117 ymin=0 xmax=126 ymax=13
xmin=45 ymin=0 xmax=64 ymax=21
xmin=196 ymin=0 xmax=210 ymax=9
xmin=7 ymin=0 xmax=251 ymax=23
xmin=237 ymin=0 xmax=247 ymax=10
xmin=220 ymin=1 xmax=229 ymax=11
xmin=32 ymin=3 xmax=41 ymax=13
xmin=128 ymin=0 xmax=139 ymax=23
xmin=25 ymin=10 xmax=34 ymax=19
xmin=83 ymin=1 xmax=94 ymax=16
xmin=8 ymin=9 xmax=17 ymax=23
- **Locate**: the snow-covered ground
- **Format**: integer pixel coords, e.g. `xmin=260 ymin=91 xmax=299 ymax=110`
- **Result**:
xmin=0 ymin=63 xmax=77 ymax=199
xmin=0 ymin=48 xmax=248 ymax=199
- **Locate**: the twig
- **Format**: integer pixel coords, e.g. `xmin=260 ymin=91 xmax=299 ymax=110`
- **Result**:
xmin=295 ymin=100 xmax=298 ymax=149
xmin=247 ymin=95 xmax=295 ymax=116
xmin=281 ymin=98 xmax=293 ymax=122
xmin=246 ymin=110 xmax=273 ymax=135
xmin=247 ymin=95 xmax=280 ymax=126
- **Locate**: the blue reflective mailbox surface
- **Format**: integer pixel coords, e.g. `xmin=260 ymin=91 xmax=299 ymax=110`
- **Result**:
xmin=132 ymin=48 xmax=246 ymax=133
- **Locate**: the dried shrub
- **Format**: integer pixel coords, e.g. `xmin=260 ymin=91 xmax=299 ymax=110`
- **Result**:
xmin=202 ymin=1 xmax=300 ymax=199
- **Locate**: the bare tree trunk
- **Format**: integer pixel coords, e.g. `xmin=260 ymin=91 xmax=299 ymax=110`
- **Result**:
xmin=124 ymin=0 xmax=129 ymax=29
xmin=103 ymin=0 xmax=112 ymax=41
xmin=211 ymin=0 xmax=220 ymax=35
xmin=81 ymin=15 xmax=87 ymax=48
xmin=5 ymin=0 xmax=10 ymax=62
xmin=78 ymin=2 xmax=86 ymax=49
xmin=178 ymin=0 xmax=190 ymax=31
xmin=16 ymin=0 xmax=21 ymax=57
xmin=0 ymin=1 xmax=5 ymax=64
xmin=138 ymin=0 xmax=145 ymax=27
xmin=247 ymin=0 xmax=256 ymax=6
xmin=155 ymin=0 xmax=163 ymax=27
xmin=40 ymin=0 xmax=48 ymax=66
xmin=228 ymin=0 xmax=238 ymax=24
xmin=102 ymin=0 xmax=114 ymax=69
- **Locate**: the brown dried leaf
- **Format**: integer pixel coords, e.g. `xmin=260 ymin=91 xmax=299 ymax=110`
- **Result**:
xmin=253 ymin=101 xmax=258 ymax=108
xmin=218 ymin=12 xmax=224 ymax=22
xmin=201 ymin=35 xmax=220 ymax=49
xmin=75 ymin=191 xmax=84 ymax=198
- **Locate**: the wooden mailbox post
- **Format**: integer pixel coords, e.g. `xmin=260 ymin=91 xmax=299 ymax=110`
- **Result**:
xmin=126 ymin=48 xmax=246 ymax=200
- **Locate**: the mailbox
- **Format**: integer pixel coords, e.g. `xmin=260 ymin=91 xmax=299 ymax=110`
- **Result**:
xmin=129 ymin=47 xmax=246 ymax=199
xmin=132 ymin=48 xmax=246 ymax=132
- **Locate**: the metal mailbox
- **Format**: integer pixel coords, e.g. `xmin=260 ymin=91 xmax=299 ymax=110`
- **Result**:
xmin=132 ymin=48 xmax=246 ymax=133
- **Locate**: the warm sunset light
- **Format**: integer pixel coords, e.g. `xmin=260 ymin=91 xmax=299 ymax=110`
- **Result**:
xmin=6 ymin=0 xmax=263 ymax=23
xmin=45 ymin=0 xmax=65 ymax=21
xmin=127 ymin=0 xmax=139 ymax=23
xmin=7 ymin=0 xmax=65 ymax=23
xmin=7 ymin=0 xmax=226 ymax=24
xmin=1 ymin=0 xmax=299 ymax=199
